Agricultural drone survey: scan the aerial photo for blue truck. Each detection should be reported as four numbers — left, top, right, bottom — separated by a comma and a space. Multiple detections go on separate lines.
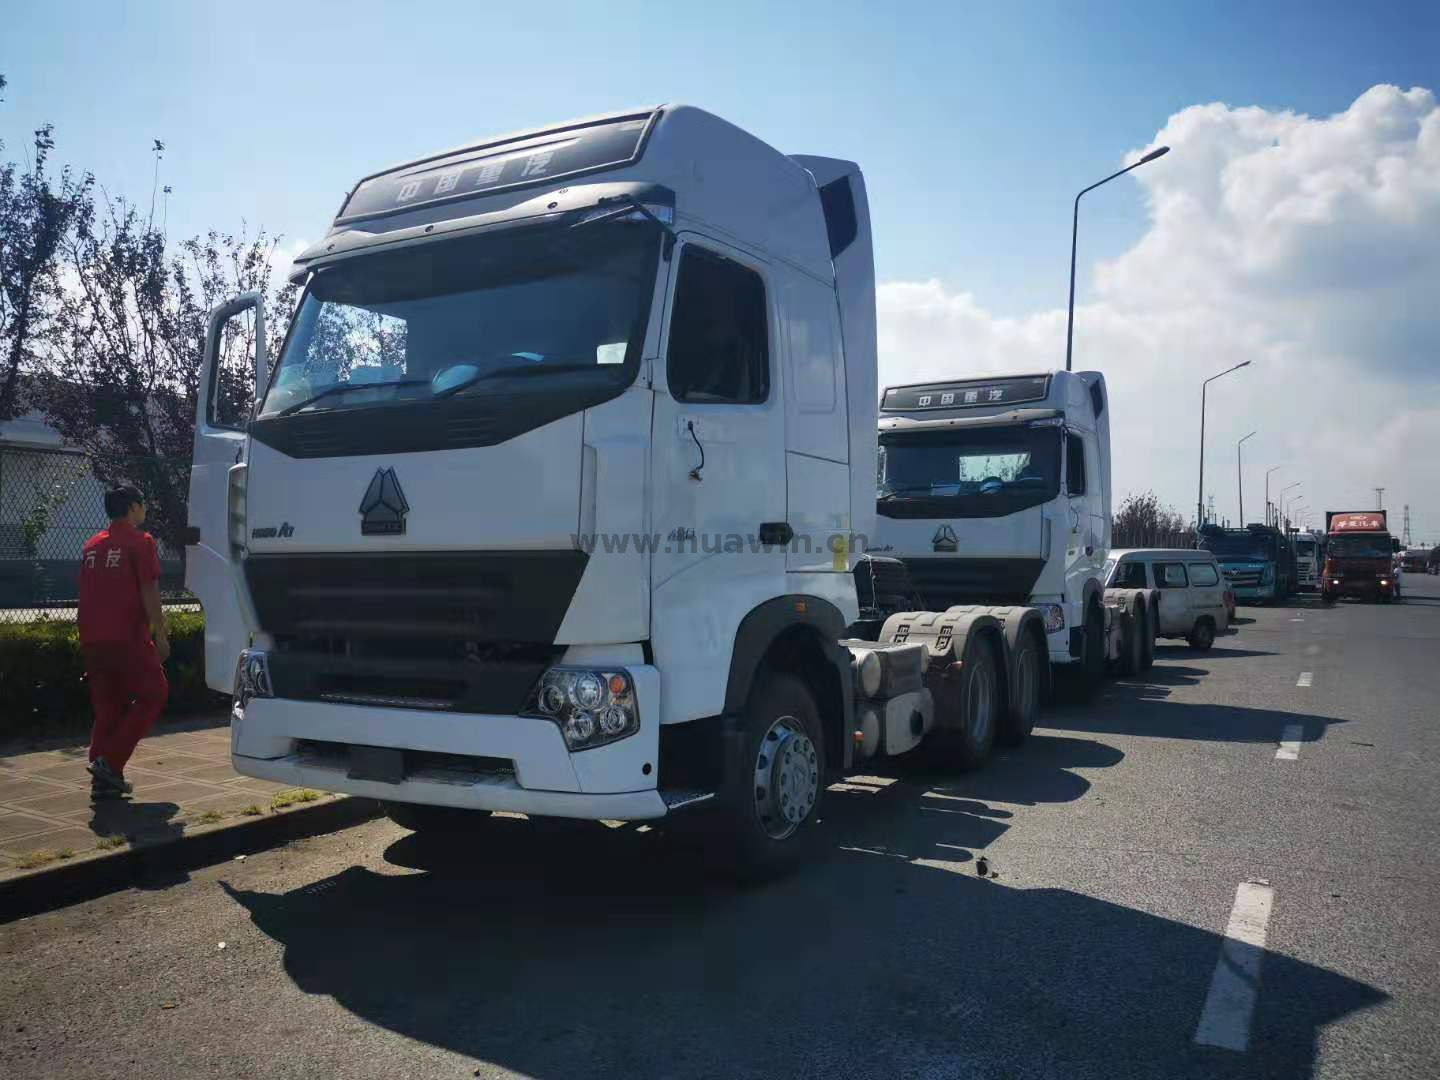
1197, 524, 1296, 603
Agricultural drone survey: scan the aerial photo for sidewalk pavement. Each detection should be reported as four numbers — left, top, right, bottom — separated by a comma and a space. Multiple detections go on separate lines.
0, 713, 334, 880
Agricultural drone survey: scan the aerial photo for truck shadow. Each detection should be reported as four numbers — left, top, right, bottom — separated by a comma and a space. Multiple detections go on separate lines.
1047, 689, 1346, 746
221, 804, 1384, 1080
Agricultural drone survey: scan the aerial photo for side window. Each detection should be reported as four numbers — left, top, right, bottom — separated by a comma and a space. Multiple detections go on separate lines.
1066, 433, 1087, 495
666, 247, 769, 404
1155, 562, 1189, 589
1117, 561, 1148, 589
1188, 562, 1220, 587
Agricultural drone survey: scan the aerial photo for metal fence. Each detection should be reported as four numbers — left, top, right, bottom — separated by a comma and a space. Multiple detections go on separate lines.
0, 445, 192, 623
1112, 525, 1198, 551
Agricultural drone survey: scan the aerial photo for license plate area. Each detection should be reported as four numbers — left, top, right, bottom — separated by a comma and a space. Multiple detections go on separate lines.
348, 745, 406, 784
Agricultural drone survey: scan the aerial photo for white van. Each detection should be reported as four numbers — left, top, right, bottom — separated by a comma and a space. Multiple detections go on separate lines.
1105, 549, 1229, 650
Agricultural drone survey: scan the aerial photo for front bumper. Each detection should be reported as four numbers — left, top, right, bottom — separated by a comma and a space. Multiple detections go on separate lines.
230, 665, 666, 820
1231, 583, 1275, 601
1325, 580, 1393, 598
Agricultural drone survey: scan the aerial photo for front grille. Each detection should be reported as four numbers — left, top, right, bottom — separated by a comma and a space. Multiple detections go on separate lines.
1224, 569, 1262, 587
245, 551, 587, 643
245, 551, 585, 714
902, 557, 1047, 608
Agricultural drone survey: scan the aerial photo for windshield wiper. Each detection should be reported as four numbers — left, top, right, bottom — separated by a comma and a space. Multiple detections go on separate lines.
275, 378, 427, 417
435, 362, 609, 399
878, 485, 946, 501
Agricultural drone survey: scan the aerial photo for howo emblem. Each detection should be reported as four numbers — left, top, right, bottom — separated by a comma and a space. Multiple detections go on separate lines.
359, 468, 410, 536
932, 524, 958, 553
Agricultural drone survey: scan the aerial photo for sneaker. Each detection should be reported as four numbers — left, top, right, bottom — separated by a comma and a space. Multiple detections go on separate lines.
87, 758, 133, 796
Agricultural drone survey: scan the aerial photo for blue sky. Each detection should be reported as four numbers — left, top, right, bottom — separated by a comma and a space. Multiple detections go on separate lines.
6, 0, 1436, 315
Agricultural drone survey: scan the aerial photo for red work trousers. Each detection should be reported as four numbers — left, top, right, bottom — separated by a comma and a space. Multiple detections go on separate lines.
84, 641, 169, 774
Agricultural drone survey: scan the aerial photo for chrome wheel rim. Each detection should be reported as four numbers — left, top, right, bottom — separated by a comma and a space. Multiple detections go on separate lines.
753, 716, 819, 841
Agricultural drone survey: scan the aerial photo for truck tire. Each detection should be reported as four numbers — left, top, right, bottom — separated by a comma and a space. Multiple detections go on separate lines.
1059, 602, 1105, 702
713, 672, 825, 878
1117, 610, 1144, 676
1138, 603, 1156, 671
384, 802, 481, 835
928, 638, 999, 769
1187, 617, 1216, 651
999, 628, 1042, 747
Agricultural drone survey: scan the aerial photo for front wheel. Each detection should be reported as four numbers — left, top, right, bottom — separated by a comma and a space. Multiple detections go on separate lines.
712, 673, 825, 879
1059, 603, 1105, 702
1321, 592, 1336, 606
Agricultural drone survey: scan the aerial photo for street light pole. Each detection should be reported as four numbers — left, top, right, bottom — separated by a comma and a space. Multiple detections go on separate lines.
1265, 466, 1285, 527
1197, 361, 1253, 528
1238, 431, 1257, 525
1066, 145, 1170, 372
1279, 481, 1302, 526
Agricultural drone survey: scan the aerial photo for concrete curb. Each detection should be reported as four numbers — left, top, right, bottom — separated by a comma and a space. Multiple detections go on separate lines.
0, 795, 382, 924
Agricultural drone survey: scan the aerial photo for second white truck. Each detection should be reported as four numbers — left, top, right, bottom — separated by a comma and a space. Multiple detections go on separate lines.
873, 370, 1156, 701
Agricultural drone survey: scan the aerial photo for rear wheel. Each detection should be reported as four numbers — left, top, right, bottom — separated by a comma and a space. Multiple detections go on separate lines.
711, 673, 825, 879
929, 638, 999, 769
1187, 617, 1216, 651
1117, 609, 1144, 676
1139, 603, 1156, 670
999, 629, 1042, 747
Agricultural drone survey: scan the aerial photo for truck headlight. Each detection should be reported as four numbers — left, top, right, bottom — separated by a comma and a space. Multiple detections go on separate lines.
233, 648, 273, 707
228, 464, 248, 554
526, 667, 638, 751
1037, 603, 1065, 633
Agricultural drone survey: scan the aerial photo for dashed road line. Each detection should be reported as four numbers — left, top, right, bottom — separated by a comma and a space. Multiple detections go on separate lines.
1296, 672, 1313, 687
1275, 724, 1303, 760
1193, 880, 1276, 1052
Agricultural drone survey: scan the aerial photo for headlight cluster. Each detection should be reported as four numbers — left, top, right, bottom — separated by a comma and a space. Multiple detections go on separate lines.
228, 464, 248, 554
526, 667, 638, 751
233, 648, 273, 708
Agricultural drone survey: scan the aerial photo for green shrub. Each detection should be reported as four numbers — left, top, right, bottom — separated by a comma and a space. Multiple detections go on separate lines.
0, 611, 228, 739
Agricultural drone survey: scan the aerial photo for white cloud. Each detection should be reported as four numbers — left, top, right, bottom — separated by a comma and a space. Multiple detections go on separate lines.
878, 85, 1440, 542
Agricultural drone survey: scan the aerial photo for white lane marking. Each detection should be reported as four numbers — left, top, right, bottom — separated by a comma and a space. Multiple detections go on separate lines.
1275, 724, 1303, 760
1193, 880, 1276, 1052
1289, 617, 1305, 622
1296, 672, 1313, 687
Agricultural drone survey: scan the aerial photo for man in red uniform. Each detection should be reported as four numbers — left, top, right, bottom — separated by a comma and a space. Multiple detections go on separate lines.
78, 485, 171, 798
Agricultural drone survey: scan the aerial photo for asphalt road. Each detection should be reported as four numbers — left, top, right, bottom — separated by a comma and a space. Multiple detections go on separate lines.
4, 576, 1439, 1079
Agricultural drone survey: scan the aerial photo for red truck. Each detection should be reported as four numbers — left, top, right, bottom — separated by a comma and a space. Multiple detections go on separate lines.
1321, 510, 1401, 603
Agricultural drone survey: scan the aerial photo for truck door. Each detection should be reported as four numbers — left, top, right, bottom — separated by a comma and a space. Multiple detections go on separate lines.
650, 237, 787, 593
185, 294, 265, 693
778, 267, 849, 572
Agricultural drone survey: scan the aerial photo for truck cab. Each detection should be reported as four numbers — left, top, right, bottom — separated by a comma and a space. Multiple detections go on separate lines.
186, 105, 910, 870
1322, 511, 1399, 603
1197, 523, 1292, 603
1293, 530, 1323, 592
872, 370, 1116, 679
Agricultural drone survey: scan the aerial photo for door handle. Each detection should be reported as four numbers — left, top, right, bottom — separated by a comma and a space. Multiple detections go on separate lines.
758, 522, 794, 546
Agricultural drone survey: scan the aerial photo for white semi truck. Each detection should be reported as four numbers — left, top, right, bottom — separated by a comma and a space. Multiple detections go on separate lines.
186, 105, 1144, 874
873, 371, 1156, 698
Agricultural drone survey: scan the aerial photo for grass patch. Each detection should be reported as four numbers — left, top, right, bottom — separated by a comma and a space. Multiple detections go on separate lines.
270, 788, 322, 810
16, 849, 57, 870
95, 835, 127, 850
192, 809, 225, 826
55, 847, 76, 860
240, 804, 264, 817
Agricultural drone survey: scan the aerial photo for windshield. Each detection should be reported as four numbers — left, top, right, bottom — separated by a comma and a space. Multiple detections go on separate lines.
259, 222, 659, 419
1295, 540, 1316, 557
1198, 533, 1273, 560
1327, 536, 1392, 559
877, 424, 1061, 519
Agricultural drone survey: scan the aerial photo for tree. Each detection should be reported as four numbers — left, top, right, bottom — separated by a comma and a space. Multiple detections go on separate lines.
1113, 491, 1195, 549
0, 75, 94, 422
41, 189, 296, 551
